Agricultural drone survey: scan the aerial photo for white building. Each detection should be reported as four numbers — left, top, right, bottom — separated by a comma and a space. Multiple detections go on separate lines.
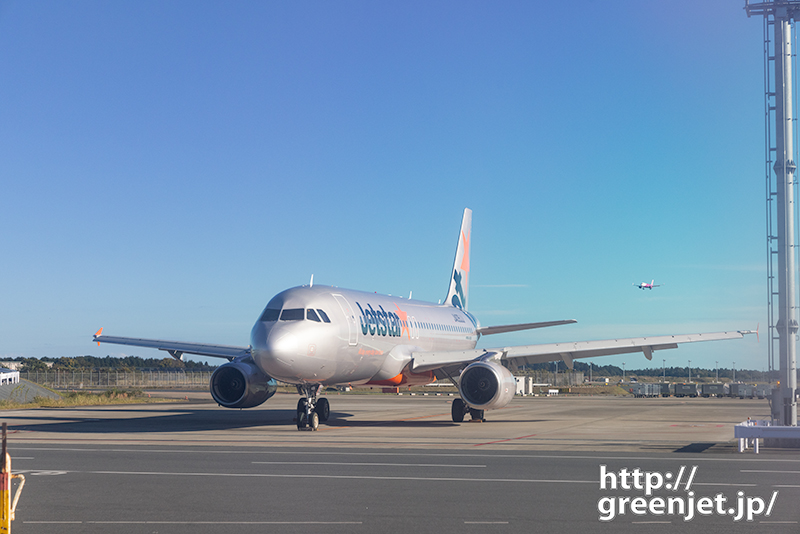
0, 368, 20, 385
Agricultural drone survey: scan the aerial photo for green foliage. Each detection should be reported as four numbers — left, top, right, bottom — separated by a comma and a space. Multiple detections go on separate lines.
10, 355, 217, 370
19, 358, 49, 372
522, 361, 780, 382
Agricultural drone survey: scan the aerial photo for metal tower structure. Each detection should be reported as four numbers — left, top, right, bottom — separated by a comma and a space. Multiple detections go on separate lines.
746, 0, 799, 426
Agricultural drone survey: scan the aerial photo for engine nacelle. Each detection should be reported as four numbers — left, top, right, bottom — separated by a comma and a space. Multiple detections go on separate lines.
458, 361, 515, 410
210, 360, 278, 409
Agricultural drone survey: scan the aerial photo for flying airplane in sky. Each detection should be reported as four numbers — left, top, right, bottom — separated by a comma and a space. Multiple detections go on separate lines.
634, 280, 661, 290
93, 209, 751, 430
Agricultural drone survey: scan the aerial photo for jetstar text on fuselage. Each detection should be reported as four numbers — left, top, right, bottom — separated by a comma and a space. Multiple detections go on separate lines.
356, 302, 405, 338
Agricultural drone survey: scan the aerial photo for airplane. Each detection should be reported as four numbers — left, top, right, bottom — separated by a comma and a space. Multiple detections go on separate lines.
93, 209, 752, 430
634, 280, 661, 290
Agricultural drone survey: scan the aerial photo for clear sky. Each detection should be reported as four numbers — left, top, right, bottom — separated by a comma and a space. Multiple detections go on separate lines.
0, 1, 772, 373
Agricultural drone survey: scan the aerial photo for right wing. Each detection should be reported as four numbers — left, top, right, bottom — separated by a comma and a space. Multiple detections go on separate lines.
93, 331, 250, 361
412, 330, 753, 373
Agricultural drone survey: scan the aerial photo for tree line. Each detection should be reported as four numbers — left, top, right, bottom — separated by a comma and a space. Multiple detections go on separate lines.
524, 361, 778, 382
7, 356, 218, 373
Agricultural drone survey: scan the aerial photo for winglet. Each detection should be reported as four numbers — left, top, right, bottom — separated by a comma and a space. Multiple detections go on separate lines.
94, 327, 103, 346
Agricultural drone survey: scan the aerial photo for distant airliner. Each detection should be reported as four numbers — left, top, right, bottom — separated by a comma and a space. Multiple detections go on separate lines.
94, 209, 750, 430
634, 280, 661, 290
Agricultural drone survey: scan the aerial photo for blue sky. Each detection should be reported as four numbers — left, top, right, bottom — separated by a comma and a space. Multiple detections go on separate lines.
0, 1, 771, 372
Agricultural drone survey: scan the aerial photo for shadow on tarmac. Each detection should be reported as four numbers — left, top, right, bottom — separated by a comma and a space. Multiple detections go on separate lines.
1, 407, 303, 434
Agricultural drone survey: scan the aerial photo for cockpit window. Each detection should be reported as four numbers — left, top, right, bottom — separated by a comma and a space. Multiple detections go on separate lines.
307, 309, 321, 322
317, 309, 331, 323
280, 308, 305, 321
260, 308, 280, 322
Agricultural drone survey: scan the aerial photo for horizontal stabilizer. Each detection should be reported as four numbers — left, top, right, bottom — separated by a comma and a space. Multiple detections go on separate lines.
93, 333, 250, 360
477, 319, 576, 336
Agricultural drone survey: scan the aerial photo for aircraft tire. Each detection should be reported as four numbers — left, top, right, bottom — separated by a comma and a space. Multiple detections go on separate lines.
451, 398, 466, 423
296, 409, 307, 430
315, 397, 330, 422
297, 398, 308, 412
469, 408, 484, 422
309, 411, 320, 431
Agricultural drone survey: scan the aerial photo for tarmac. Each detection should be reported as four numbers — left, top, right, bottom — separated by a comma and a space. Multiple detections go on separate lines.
0, 391, 775, 451
2, 392, 798, 533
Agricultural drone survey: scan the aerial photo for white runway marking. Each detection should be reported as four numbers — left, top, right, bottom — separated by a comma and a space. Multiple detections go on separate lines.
86, 469, 596, 484
742, 470, 800, 474
25, 521, 363, 525
252, 461, 485, 468
693, 482, 757, 487
14, 447, 800, 464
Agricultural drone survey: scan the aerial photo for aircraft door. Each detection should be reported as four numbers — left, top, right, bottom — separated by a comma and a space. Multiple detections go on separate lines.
332, 294, 358, 346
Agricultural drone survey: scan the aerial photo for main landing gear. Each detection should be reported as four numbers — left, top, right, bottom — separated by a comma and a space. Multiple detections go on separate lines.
296, 384, 330, 431
451, 398, 484, 423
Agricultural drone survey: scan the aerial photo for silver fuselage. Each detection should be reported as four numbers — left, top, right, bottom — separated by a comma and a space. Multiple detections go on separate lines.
250, 285, 479, 386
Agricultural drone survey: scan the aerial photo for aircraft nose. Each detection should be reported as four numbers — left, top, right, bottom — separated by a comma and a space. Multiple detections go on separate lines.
254, 326, 300, 380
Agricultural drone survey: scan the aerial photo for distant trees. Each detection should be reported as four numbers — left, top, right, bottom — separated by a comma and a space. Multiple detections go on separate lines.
19, 358, 50, 372
521, 361, 779, 382
9, 355, 217, 371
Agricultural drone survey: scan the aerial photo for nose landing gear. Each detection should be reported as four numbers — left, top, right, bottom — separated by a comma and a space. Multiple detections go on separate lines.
295, 384, 330, 431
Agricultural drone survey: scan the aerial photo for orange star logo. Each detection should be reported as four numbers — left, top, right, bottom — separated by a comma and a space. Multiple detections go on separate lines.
394, 303, 410, 339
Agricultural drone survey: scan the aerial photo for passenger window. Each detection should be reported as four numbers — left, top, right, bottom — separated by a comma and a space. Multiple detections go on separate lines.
280, 308, 305, 321
317, 309, 331, 323
260, 308, 280, 322
307, 309, 321, 322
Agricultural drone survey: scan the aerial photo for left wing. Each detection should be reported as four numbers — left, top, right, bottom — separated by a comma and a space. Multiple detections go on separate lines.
411, 330, 753, 373
93, 331, 250, 361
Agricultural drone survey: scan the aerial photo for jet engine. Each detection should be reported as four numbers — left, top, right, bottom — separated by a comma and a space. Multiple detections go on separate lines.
210, 359, 278, 409
457, 361, 515, 410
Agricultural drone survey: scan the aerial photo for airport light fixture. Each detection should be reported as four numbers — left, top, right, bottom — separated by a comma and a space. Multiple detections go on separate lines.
716, 361, 718, 382
663, 359, 666, 382
622, 362, 625, 381
688, 360, 691, 383
745, 0, 800, 426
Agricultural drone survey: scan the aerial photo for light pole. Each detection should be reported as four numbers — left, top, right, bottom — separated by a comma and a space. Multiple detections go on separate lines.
589, 361, 592, 383
622, 362, 626, 382
662, 359, 666, 382
688, 360, 691, 383
733, 362, 736, 383
716, 361, 718, 382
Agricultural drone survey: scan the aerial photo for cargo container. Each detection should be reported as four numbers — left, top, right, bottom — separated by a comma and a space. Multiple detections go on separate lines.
672, 383, 699, 397
626, 383, 661, 397
659, 383, 671, 397
754, 384, 771, 399
701, 383, 725, 397
729, 383, 754, 399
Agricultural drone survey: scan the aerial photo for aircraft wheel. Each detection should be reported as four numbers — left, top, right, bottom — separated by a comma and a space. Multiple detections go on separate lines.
315, 397, 330, 422
451, 398, 466, 423
309, 411, 320, 431
469, 408, 484, 422
297, 398, 308, 412
296, 409, 307, 430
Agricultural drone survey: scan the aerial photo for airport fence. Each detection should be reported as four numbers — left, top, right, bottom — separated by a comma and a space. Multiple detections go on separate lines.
20, 370, 213, 390
525, 370, 585, 387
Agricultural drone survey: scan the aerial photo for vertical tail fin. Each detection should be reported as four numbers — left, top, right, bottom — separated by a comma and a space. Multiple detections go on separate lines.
444, 208, 472, 310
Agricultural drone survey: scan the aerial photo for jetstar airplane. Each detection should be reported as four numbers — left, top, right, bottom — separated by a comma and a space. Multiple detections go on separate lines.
93, 209, 751, 430
635, 280, 661, 290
